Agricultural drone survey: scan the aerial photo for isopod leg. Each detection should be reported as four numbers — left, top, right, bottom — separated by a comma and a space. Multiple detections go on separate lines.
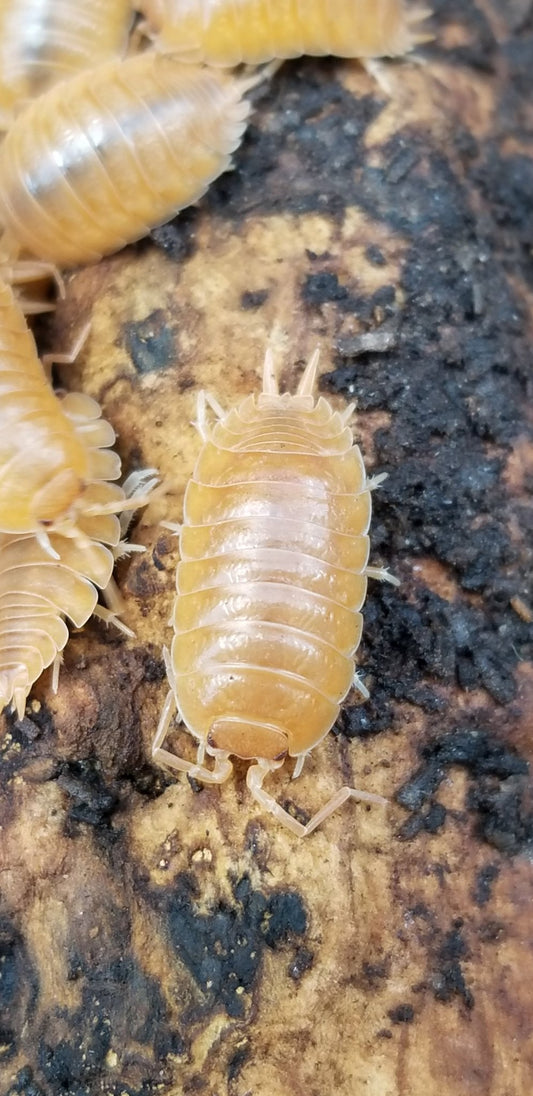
83, 487, 159, 520
188, 753, 233, 785
352, 672, 370, 700
93, 602, 135, 638
247, 761, 307, 836
152, 689, 176, 758
361, 58, 394, 96
162, 646, 177, 693
366, 472, 388, 490
117, 467, 160, 539
122, 468, 159, 498
292, 753, 307, 780
365, 566, 400, 587
160, 521, 182, 537
297, 784, 388, 837
41, 321, 91, 378
247, 760, 387, 837
152, 689, 233, 784
51, 652, 63, 693
0, 257, 65, 311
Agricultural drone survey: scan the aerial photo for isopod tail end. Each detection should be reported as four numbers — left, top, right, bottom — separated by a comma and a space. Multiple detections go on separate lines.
296, 348, 320, 397
14, 685, 28, 722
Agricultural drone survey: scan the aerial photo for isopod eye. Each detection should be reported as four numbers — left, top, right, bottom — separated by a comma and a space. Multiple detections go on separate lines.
208, 719, 288, 762
31, 468, 83, 524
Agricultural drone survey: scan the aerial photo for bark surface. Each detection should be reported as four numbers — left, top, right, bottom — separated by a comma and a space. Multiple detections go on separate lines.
1, 3, 532, 1094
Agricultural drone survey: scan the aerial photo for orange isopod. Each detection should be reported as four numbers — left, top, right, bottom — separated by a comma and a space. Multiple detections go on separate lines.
0, 0, 133, 125
0, 474, 151, 721
139, 0, 430, 65
153, 350, 399, 836
0, 53, 255, 267
0, 278, 128, 550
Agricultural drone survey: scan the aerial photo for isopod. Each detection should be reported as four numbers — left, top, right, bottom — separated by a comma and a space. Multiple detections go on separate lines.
0, 467, 152, 720
139, 0, 430, 66
0, 278, 124, 546
153, 349, 399, 836
0, 0, 133, 125
0, 53, 255, 267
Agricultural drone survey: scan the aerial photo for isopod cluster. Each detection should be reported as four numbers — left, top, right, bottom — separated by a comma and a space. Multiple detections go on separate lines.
0, 0, 427, 832
0, 274, 156, 717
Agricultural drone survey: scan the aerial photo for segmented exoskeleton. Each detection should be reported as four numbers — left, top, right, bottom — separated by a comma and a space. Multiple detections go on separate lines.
0, 53, 255, 266
0, 278, 130, 548
139, 0, 430, 65
153, 350, 399, 836
0, 0, 132, 126
0, 275, 156, 716
0, 468, 152, 720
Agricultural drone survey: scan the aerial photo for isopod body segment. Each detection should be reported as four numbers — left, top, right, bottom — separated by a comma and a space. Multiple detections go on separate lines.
0, 53, 254, 266
140, 0, 430, 66
0, 279, 122, 541
0, 523, 122, 721
0, 458, 156, 721
0, 0, 133, 124
153, 351, 399, 836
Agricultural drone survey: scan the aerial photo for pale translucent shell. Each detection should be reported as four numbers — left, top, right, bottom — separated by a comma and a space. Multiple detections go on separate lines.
0, 54, 253, 266
0, 0, 132, 121
0, 522, 118, 718
172, 394, 373, 759
0, 280, 121, 533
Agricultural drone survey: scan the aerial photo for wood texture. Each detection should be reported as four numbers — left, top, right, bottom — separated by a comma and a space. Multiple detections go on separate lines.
1, 2, 532, 1094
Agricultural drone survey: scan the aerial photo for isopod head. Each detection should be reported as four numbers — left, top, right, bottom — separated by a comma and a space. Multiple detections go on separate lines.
207, 718, 289, 760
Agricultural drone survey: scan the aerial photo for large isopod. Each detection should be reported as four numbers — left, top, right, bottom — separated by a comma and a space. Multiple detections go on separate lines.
153, 350, 399, 836
0, 0, 132, 124
139, 0, 430, 66
0, 53, 255, 267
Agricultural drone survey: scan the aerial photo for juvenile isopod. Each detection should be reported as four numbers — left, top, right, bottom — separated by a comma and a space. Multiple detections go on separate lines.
139, 0, 431, 66
0, 53, 255, 267
153, 350, 399, 836
0, 0, 133, 125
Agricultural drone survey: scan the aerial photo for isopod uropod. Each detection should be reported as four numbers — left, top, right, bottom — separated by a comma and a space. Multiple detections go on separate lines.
0, 0, 133, 125
139, 0, 430, 66
153, 350, 399, 836
0, 53, 255, 267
